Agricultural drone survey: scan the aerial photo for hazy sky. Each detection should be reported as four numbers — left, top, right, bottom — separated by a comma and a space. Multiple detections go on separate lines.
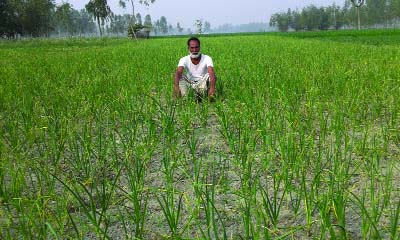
61, 0, 346, 28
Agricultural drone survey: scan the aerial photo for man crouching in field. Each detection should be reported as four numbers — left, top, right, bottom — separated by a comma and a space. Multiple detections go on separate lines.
174, 37, 217, 101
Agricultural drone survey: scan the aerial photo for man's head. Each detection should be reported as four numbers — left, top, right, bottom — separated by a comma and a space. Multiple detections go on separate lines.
187, 37, 201, 59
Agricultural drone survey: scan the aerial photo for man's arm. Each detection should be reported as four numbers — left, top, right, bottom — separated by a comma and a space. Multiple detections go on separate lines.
174, 66, 184, 97
207, 66, 216, 96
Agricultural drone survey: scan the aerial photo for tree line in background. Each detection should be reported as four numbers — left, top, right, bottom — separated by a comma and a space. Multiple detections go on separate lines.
270, 0, 400, 32
0, 0, 202, 39
5, 0, 399, 39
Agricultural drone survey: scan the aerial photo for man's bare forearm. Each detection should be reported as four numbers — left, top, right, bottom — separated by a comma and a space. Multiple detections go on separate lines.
209, 72, 216, 90
174, 71, 182, 96
208, 68, 216, 96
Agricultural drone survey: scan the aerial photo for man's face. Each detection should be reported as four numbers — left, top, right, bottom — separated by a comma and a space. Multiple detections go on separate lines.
188, 40, 200, 58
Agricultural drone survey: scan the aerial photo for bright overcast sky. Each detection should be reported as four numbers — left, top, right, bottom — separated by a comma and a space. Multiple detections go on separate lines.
60, 0, 346, 28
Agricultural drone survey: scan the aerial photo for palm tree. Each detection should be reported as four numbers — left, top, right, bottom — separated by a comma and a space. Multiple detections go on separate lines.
85, 0, 112, 36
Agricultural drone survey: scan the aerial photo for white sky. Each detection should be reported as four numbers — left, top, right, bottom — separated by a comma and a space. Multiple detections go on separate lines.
59, 0, 346, 28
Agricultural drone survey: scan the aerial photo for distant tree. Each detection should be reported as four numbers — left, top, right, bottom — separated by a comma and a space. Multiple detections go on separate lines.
21, 0, 55, 37
55, 2, 74, 36
126, 13, 150, 38
75, 9, 96, 36
195, 19, 202, 34
334, 5, 346, 29
144, 14, 152, 26
319, 7, 329, 30
135, 13, 142, 25
291, 10, 304, 31
0, 0, 9, 35
204, 21, 211, 33
303, 5, 322, 30
0, 0, 22, 39
176, 22, 183, 33
168, 24, 173, 34
85, 0, 112, 36
269, 0, 400, 31
159, 16, 168, 34
143, 14, 152, 34
326, 3, 344, 29
269, 13, 289, 32
342, 0, 354, 27
350, 0, 365, 29
153, 19, 160, 35
391, 0, 400, 26
270, 4, 361, 32
366, 0, 387, 26
109, 13, 131, 35
118, 0, 155, 39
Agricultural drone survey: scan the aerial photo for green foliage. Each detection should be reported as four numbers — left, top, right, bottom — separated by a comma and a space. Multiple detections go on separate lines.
152, 16, 168, 36
127, 23, 150, 38
0, 0, 22, 38
1, 0, 98, 38
117, 0, 156, 37
73, 9, 97, 36
21, 0, 55, 37
270, 13, 289, 32
54, 3, 74, 36
0, 0, 55, 37
144, 14, 152, 27
270, 0, 400, 32
85, 0, 112, 36
159, 16, 168, 34
108, 13, 130, 35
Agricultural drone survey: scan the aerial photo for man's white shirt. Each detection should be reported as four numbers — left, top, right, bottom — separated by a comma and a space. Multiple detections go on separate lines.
178, 54, 214, 82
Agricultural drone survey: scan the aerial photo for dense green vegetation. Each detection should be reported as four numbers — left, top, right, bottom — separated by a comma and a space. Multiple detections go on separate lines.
1, 30, 399, 239
270, 0, 400, 32
0, 0, 168, 39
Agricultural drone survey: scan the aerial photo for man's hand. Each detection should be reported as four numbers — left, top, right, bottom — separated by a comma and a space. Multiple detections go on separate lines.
208, 87, 216, 102
207, 66, 217, 101
208, 87, 215, 97
174, 89, 181, 99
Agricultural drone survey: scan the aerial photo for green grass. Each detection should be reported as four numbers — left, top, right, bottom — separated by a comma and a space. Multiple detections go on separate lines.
1, 30, 400, 239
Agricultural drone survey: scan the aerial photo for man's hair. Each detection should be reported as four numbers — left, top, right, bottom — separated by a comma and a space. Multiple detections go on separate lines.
187, 37, 200, 47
